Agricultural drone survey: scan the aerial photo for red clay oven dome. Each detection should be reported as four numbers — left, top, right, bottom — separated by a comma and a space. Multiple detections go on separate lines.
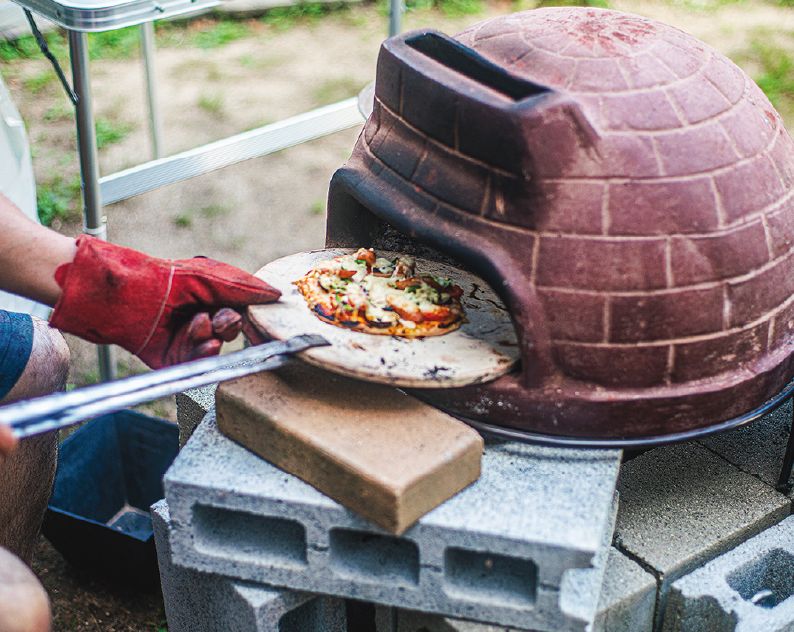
327, 7, 794, 438
450, 7, 794, 386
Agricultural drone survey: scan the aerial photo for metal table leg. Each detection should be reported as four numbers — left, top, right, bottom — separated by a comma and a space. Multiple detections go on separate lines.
68, 30, 116, 381
389, 0, 403, 37
140, 22, 163, 159
777, 399, 794, 492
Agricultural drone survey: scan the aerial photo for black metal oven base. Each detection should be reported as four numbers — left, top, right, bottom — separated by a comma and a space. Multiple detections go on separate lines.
440, 379, 794, 493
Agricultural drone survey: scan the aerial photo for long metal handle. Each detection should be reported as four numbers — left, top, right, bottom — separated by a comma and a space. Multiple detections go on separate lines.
2, 334, 328, 439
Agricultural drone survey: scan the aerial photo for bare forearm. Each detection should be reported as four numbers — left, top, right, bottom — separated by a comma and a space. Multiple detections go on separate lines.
0, 194, 76, 307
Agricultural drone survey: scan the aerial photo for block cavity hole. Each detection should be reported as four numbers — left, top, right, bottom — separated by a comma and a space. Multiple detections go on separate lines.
443, 547, 537, 607
727, 548, 794, 609
329, 529, 419, 587
192, 505, 307, 568
279, 598, 339, 632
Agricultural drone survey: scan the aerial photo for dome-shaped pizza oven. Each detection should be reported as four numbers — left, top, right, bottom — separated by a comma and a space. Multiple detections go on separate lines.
326, 7, 794, 439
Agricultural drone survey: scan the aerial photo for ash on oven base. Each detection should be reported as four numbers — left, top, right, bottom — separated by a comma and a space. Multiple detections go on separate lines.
152, 500, 347, 632
164, 412, 621, 631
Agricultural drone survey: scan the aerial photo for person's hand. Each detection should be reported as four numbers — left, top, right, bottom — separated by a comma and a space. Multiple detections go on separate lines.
50, 236, 280, 368
0, 424, 17, 461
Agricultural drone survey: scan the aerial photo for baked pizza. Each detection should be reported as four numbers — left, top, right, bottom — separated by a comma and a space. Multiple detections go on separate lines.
294, 248, 465, 337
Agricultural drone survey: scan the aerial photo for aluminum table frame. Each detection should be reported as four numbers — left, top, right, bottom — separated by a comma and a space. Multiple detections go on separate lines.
10, 0, 403, 381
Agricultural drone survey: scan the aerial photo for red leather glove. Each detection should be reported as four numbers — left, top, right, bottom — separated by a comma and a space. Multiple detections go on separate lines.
50, 236, 280, 368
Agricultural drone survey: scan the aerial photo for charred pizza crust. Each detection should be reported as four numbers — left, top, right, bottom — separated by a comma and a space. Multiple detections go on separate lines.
294, 248, 465, 337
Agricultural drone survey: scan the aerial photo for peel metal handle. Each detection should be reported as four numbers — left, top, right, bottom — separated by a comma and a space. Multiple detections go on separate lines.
1, 334, 329, 440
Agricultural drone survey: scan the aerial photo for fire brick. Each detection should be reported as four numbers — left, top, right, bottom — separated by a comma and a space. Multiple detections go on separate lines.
151, 500, 347, 632
164, 414, 621, 631
663, 516, 794, 632
215, 363, 483, 535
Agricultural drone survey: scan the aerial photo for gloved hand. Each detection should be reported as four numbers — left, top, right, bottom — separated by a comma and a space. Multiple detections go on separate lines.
50, 236, 280, 368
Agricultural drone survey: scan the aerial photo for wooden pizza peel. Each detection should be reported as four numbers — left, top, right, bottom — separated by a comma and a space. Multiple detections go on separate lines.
247, 248, 520, 388
216, 249, 520, 533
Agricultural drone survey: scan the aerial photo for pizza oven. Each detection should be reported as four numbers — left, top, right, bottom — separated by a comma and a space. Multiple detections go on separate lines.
325, 7, 794, 440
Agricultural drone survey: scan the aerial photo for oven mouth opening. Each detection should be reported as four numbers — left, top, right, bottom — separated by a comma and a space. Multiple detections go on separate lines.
405, 32, 550, 102
325, 186, 523, 380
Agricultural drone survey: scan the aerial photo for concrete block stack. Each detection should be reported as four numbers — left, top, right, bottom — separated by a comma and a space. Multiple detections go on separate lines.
151, 500, 347, 632
160, 388, 794, 631
373, 546, 657, 632
160, 401, 622, 631
613, 442, 790, 628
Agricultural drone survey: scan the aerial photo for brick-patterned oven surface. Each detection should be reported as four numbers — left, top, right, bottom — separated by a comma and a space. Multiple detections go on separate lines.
328, 7, 794, 436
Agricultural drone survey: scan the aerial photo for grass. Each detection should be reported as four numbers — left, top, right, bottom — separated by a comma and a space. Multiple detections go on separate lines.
309, 200, 325, 215
0, 25, 140, 63
95, 117, 132, 149
173, 213, 192, 228
751, 42, 794, 111
36, 176, 81, 227
261, 3, 341, 30
23, 69, 56, 94
533, 0, 609, 6
312, 76, 365, 106
198, 93, 224, 116
191, 19, 251, 49
200, 203, 229, 218
43, 101, 72, 122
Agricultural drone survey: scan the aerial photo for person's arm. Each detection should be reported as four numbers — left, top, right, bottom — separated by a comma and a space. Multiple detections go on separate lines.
0, 194, 280, 457
0, 194, 76, 307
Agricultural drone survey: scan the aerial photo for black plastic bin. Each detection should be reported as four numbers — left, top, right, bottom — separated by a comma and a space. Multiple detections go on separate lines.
42, 410, 179, 587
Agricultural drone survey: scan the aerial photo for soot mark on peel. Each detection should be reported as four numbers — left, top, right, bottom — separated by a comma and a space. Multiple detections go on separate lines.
424, 365, 452, 379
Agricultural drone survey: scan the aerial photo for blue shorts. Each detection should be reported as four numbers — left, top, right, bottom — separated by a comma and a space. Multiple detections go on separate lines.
0, 310, 33, 400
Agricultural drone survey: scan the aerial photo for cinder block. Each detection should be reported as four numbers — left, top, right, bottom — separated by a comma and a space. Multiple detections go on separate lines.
164, 413, 622, 631
614, 443, 790, 629
663, 515, 794, 632
151, 499, 346, 632
373, 546, 656, 632
699, 399, 793, 494
592, 547, 656, 632
175, 385, 216, 447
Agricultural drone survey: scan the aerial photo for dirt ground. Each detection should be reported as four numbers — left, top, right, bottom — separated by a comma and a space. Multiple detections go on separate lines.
1, 0, 793, 628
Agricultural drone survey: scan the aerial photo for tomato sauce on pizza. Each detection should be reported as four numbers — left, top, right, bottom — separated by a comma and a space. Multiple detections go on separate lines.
294, 248, 465, 337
